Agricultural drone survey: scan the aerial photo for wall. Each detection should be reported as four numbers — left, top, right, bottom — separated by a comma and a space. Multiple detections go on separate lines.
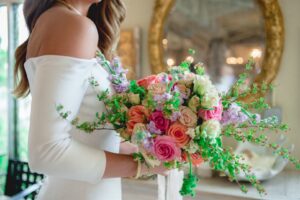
276, 0, 300, 166
122, 0, 300, 168
122, 0, 155, 77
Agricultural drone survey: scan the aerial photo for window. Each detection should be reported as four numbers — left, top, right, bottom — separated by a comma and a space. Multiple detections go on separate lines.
16, 3, 30, 161
0, 4, 8, 195
0, 0, 29, 194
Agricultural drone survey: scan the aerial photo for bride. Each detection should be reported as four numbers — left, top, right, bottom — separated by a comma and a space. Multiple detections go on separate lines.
12, 0, 169, 199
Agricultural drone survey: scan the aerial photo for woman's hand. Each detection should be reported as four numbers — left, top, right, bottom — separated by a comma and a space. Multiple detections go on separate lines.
141, 163, 170, 176
119, 142, 170, 176
119, 141, 139, 155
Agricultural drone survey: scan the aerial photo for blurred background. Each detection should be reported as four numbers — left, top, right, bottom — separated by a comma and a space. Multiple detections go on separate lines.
0, 0, 300, 199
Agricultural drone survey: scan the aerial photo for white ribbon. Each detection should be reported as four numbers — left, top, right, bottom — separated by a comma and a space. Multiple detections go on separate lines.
158, 169, 184, 200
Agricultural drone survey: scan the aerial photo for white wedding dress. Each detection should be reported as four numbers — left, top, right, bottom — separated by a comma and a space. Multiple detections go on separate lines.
24, 55, 122, 200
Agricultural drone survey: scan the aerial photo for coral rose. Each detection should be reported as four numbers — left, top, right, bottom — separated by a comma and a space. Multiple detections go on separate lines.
126, 105, 149, 134
137, 75, 159, 89
182, 152, 204, 166
167, 122, 190, 147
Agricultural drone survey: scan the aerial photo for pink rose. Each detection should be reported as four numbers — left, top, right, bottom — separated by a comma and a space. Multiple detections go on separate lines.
198, 101, 223, 121
153, 136, 181, 161
137, 75, 159, 89
149, 111, 171, 132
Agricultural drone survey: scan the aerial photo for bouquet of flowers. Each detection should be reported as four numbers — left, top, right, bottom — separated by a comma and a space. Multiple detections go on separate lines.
57, 50, 300, 197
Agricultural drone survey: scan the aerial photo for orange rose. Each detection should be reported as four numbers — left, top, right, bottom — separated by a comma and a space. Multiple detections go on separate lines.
182, 152, 204, 167
126, 105, 149, 134
179, 106, 197, 127
167, 122, 190, 147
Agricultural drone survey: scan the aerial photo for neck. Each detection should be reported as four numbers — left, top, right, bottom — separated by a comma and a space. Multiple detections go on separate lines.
64, 0, 92, 16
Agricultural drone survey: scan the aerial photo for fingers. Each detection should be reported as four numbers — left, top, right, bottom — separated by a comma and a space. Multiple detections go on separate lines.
158, 170, 170, 176
119, 142, 139, 155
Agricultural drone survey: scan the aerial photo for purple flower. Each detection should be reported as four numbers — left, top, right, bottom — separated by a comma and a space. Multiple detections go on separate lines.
161, 73, 170, 83
112, 82, 129, 93
111, 57, 127, 73
147, 121, 162, 135
153, 94, 173, 111
143, 137, 154, 153
221, 103, 249, 125
170, 111, 181, 122
106, 57, 130, 93
154, 93, 172, 102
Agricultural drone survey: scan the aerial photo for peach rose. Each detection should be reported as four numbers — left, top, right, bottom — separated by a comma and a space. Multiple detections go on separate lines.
178, 73, 196, 87
147, 83, 167, 95
128, 93, 140, 105
175, 84, 190, 99
126, 105, 149, 134
167, 122, 190, 147
179, 106, 197, 127
188, 95, 201, 113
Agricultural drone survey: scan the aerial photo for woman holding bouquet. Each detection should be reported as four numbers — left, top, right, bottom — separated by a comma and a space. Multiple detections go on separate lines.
13, 0, 168, 199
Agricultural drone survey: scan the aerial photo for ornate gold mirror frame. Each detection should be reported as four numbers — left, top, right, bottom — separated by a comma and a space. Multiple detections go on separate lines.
148, 0, 284, 99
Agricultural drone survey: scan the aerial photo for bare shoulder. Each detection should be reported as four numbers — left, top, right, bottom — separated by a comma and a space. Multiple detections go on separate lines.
35, 8, 99, 59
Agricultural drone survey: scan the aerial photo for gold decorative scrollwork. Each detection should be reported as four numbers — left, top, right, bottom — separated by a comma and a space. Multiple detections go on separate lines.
148, 0, 284, 100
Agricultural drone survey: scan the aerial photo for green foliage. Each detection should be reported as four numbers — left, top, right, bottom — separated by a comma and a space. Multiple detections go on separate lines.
180, 173, 198, 197
129, 80, 146, 99
180, 153, 198, 197
194, 64, 205, 75
162, 92, 181, 116
56, 104, 71, 119
195, 132, 266, 195
88, 76, 100, 87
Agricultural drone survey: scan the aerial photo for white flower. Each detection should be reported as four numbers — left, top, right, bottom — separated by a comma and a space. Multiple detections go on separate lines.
141, 151, 161, 168
183, 140, 198, 154
201, 119, 221, 139
193, 75, 213, 96
186, 128, 196, 138
201, 87, 220, 108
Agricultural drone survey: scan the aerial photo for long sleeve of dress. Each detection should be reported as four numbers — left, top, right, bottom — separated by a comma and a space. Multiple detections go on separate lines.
26, 57, 106, 184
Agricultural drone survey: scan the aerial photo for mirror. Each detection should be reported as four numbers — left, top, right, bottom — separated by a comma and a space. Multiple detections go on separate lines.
149, 0, 284, 98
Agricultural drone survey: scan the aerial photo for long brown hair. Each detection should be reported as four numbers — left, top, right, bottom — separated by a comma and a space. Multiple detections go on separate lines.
13, 0, 126, 98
